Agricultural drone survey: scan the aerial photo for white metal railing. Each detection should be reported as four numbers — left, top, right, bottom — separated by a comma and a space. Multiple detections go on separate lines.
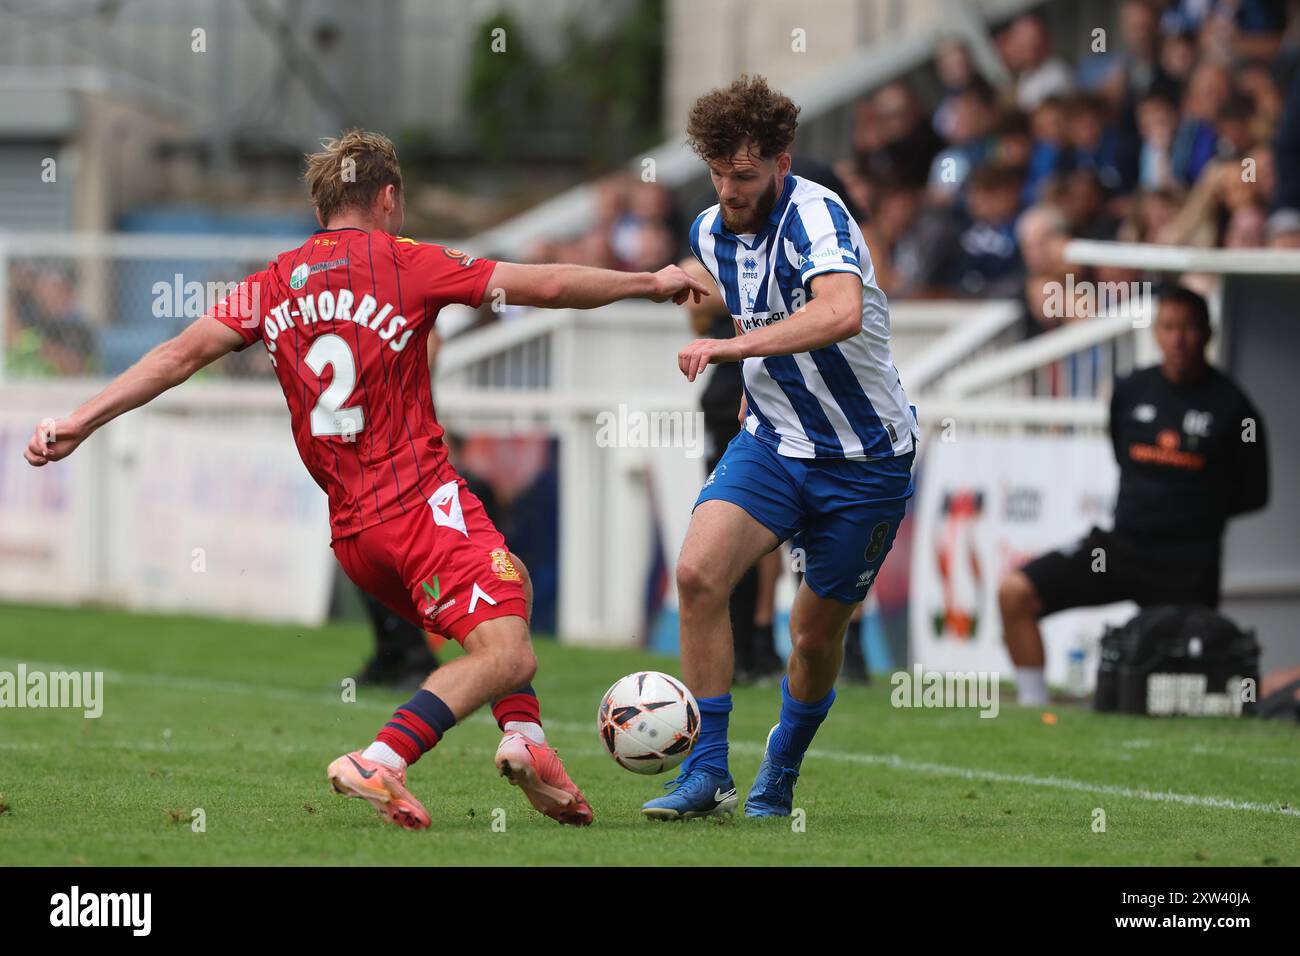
936, 313, 1138, 399
903, 299, 1023, 394
905, 301, 1159, 440
917, 397, 1107, 428
1066, 240, 1300, 275
436, 299, 1028, 401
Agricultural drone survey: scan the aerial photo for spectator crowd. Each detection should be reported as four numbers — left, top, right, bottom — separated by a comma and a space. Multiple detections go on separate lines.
536, 0, 1300, 348
838, 0, 1300, 342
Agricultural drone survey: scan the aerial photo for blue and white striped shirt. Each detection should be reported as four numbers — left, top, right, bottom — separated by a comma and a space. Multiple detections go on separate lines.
689, 175, 919, 460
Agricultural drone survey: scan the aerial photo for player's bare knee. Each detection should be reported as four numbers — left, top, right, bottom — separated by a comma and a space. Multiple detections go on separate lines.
790, 626, 837, 661
488, 630, 535, 690
506, 643, 538, 689
466, 617, 534, 685
998, 572, 1041, 620
675, 554, 727, 607
500, 624, 535, 677
996, 574, 1021, 615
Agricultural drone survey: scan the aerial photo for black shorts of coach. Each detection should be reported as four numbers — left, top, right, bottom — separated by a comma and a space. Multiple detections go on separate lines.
1020, 526, 1222, 616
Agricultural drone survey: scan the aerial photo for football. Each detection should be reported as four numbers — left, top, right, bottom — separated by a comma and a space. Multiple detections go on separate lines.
597, 671, 699, 774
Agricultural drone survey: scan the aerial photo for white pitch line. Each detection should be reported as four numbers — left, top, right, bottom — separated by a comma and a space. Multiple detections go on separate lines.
797, 748, 1300, 818
4, 660, 1296, 819
539, 719, 1300, 820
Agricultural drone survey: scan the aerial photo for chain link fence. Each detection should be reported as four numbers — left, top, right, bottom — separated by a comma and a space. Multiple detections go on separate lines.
0, 232, 307, 382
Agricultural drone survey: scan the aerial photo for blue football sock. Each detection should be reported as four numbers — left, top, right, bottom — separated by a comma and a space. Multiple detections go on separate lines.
769, 676, 835, 770
682, 693, 732, 779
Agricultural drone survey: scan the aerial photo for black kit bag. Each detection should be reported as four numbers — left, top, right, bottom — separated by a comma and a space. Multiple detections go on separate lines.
1094, 605, 1260, 716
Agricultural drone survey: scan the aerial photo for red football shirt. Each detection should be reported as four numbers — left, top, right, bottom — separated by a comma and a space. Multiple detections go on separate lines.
208, 227, 496, 539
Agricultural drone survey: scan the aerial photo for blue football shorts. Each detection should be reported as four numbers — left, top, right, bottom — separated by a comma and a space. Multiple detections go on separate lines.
694, 428, 914, 604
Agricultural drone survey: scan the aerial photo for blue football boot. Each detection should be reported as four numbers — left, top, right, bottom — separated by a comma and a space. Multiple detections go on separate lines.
641, 766, 738, 821
744, 725, 800, 817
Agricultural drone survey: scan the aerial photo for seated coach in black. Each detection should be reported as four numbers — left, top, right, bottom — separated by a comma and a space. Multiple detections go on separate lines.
999, 286, 1269, 705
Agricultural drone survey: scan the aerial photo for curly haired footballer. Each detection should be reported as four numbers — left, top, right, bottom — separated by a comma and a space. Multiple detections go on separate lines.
643, 74, 922, 822
685, 74, 801, 162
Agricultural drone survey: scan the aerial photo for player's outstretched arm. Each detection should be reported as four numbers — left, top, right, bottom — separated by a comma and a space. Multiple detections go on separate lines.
484, 261, 709, 311
677, 271, 862, 382
23, 315, 245, 467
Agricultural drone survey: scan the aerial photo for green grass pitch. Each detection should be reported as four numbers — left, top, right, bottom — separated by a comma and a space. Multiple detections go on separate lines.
0, 603, 1296, 866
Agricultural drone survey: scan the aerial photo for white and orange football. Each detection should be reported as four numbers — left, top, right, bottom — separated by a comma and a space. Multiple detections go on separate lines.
597, 671, 699, 775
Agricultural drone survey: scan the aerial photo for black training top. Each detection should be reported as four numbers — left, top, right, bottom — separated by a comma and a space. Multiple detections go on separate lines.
1109, 364, 1269, 543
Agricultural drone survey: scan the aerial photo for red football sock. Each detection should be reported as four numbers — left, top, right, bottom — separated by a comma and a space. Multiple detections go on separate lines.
375, 688, 456, 766
492, 684, 542, 730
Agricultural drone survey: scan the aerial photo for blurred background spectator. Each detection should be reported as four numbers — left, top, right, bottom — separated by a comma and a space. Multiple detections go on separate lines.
6, 266, 96, 376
